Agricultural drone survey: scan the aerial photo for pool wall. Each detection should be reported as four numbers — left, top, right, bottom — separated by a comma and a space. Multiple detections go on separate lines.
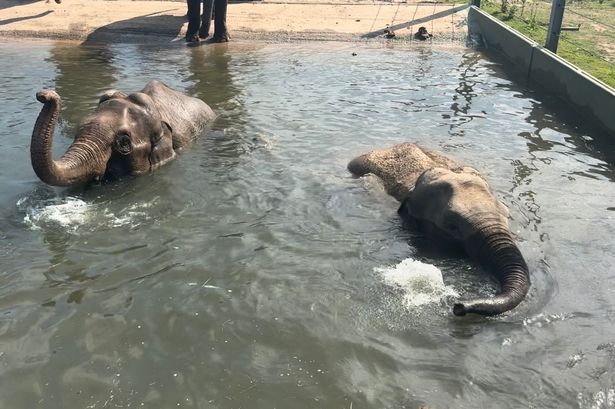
467, 6, 615, 136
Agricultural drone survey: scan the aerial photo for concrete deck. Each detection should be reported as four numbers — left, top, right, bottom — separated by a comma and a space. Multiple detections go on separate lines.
0, 0, 469, 43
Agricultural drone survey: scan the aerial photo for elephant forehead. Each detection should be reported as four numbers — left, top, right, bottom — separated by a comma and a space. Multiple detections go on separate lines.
99, 98, 148, 116
421, 167, 488, 188
417, 168, 496, 206
96, 101, 154, 128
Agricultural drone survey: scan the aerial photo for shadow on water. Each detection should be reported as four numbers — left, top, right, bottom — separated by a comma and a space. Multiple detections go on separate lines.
185, 44, 264, 170
187, 44, 240, 116
520, 97, 615, 182
477, 47, 615, 168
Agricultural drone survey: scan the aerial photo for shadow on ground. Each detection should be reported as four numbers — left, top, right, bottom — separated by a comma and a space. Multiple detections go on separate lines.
1, 0, 41, 11
0, 10, 53, 26
85, 10, 186, 44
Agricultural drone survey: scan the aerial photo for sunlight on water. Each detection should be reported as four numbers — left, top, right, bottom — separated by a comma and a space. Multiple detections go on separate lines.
578, 387, 615, 409
375, 258, 459, 309
522, 312, 573, 328
1, 39, 615, 409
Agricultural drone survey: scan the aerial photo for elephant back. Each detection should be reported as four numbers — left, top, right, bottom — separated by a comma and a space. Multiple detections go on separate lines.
142, 80, 216, 148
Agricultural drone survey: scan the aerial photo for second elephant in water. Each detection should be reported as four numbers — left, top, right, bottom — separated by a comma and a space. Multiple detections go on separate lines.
31, 80, 216, 187
348, 143, 530, 316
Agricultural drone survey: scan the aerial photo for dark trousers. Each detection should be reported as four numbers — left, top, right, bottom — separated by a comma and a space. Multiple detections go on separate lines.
186, 0, 228, 39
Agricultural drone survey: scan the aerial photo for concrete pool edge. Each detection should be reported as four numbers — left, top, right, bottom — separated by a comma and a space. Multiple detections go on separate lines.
468, 6, 615, 136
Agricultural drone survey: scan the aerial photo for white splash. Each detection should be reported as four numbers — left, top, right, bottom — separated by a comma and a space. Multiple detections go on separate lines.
375, 258, 459, 308
523, 312, 571, 328
20, 196, 92, 231
577, 387, 615, 409
18, 196, 156, 232
105, 201, 154, 228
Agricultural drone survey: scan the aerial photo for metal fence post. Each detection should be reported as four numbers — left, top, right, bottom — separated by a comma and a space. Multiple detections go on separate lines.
545, 0, 566, 53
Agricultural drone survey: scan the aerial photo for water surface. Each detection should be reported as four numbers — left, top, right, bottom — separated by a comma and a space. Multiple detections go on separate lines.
1, 38, 615, 409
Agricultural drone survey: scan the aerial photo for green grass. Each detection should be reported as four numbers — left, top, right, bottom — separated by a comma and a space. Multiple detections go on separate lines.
482, 0, 615, 88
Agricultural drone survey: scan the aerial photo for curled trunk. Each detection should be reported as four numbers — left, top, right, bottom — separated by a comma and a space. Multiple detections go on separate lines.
31, 90, 110, 187
453, 228, 530, 316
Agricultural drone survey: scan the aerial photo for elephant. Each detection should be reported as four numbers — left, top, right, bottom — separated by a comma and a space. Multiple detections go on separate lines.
30, 80, 215, 187
348, 143, 530, 316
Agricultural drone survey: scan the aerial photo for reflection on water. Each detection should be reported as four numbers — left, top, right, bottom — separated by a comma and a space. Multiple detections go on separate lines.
0, 39, 615, 409
47, 43, 117, 134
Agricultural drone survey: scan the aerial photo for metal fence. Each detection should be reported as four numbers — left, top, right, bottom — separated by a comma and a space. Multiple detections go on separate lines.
482, 0, 615, 87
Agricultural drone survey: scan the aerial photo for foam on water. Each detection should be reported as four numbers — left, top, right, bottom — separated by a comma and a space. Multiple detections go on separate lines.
578, 387, 615, 409
375, 258, 459, 309
19, 196, 92, 232
17, 196, 155, 232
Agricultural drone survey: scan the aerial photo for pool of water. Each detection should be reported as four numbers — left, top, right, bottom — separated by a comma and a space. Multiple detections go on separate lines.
1, 38, 615, 409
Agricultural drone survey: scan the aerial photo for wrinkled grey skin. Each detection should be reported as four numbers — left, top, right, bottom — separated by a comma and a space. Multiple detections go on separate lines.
31, 80, 215, 186
348, 143, 530, 316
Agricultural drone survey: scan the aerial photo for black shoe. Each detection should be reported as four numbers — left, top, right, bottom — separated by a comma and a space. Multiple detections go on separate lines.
207, 33, 230, 43
185, 34, 200, 45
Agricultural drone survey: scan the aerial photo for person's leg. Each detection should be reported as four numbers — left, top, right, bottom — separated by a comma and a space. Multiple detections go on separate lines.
211, 0, 229, 41
199, 0, 214, 38
186, 0, 201, 41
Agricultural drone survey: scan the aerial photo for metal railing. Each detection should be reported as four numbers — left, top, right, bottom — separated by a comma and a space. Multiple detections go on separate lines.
479, 0, 615, 87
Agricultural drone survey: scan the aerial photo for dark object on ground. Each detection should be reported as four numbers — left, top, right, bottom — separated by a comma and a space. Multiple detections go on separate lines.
561, 24, 581, 31
186, 34, 200, 44
384, 27, 395, 39
414, 26, 433, 41
205, 33, 230, 42
186, 0, 230, 43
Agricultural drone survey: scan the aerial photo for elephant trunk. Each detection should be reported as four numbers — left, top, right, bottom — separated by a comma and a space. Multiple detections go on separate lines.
453, 227, 530, 316
31, 90, 110, 186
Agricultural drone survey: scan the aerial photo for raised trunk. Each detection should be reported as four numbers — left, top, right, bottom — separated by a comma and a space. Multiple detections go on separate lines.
31, 90, 109, 186
453, 228, 530, 316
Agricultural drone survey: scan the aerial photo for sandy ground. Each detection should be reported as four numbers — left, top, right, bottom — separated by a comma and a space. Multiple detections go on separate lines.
0, 0, 469, 43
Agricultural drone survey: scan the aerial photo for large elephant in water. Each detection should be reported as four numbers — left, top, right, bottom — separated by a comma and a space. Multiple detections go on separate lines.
348, 143, 530, 316
31, 80, 215, 186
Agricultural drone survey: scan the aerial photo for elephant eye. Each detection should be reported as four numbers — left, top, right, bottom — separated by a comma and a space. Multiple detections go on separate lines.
113, 133, 133, 155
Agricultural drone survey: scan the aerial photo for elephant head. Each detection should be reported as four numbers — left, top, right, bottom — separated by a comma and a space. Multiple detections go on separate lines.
348, 143, 530, 316
30, 80, 213, 187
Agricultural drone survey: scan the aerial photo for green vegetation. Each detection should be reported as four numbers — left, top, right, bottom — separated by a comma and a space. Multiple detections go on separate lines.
482, 0, 615, 88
